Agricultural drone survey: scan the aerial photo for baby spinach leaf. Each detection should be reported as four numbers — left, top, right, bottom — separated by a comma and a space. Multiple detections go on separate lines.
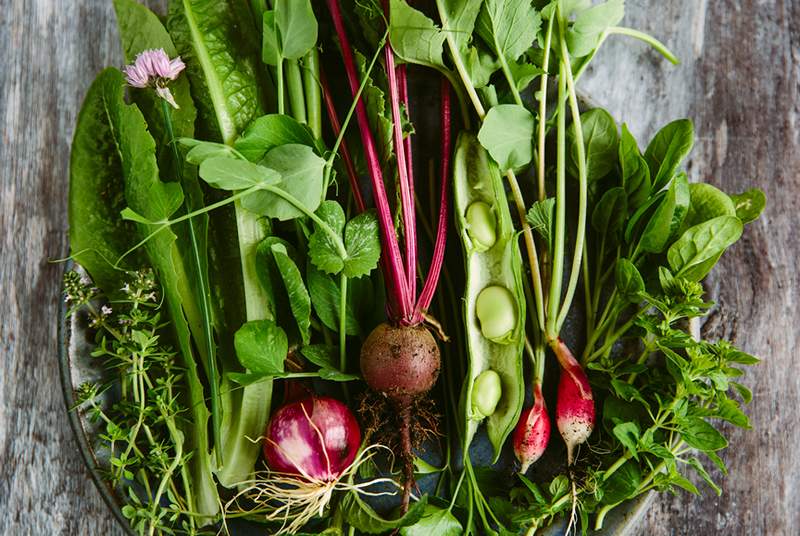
592, 187, 627, 236
233, 320, 287, 374
168, 0, 265, 144
69, 68, 143, 293
309, 201, 347, 275
389, 0, 447, 70
307, 263, 360, 336
639, 173, 690, 253
566, 0, 624, 57
644, 119, 694, 192
250, 144, 325, 220
343, 493, 428, 534
476, 0, 542, 63
619, 123, 651, 210
478, 104, 535, 170
234, 114, 318, 163
568, 108, 619, 182
667, 215, 743, 281
262, 0, 318, 65
615, 258, 644, 303
271, 243, 311, 345
342, 210, 382, 278
681, 183, 736, 232
730, 188, 766, 224
400, 505, 463, 536
199, 156, 280, 190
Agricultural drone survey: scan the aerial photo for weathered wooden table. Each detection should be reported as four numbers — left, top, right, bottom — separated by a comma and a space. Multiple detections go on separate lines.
1, 1, 797, 534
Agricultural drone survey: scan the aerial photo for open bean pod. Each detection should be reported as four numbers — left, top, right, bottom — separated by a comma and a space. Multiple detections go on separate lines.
454, 133, 526, 461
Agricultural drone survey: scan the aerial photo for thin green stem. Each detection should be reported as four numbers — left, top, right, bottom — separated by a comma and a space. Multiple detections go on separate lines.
339, 272, 348, 374
496, 44, 523, 107
303, 47, 322, 138
276, 57, 285, 115
608, 27, 680, 65
546, 59, 567, 339
555, 43, 589, 333
286, 59, 307, 123
537, 16, 554, 202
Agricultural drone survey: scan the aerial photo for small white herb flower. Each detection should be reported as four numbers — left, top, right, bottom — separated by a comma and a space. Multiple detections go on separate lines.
122, 49, 186, 109
101, 305, 113, 316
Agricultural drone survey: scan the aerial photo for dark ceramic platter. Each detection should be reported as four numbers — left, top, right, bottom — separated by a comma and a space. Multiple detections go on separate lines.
58, 267, 653, 536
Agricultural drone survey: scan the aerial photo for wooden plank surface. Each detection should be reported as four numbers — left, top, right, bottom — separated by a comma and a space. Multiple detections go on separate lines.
0, 1, 796, 534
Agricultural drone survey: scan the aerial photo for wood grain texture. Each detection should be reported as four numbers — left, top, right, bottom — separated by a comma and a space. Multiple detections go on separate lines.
0, 1, 796, 535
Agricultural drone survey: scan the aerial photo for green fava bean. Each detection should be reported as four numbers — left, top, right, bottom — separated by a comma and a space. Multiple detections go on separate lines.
466, 201, 497, 251
476, 285, 518, 343
471, 369, 503, 419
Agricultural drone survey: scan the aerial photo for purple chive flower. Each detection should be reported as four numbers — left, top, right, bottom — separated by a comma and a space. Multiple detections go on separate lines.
122, 49, 186, 109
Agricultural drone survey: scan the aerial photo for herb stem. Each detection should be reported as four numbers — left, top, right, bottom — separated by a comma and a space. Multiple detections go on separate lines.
339, 272, 348, 374
276, 57, 285, 115
607, 27, 680, 65
537, 15, 554, 202
303, 48, 323, 138
285, 59, 307, 123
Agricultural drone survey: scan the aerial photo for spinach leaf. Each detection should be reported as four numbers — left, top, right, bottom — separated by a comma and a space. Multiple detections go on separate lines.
568, 108, 619, 182
681, 183, 736, 232
639, 173, 690, 253
478, 104, 535, 170
262, 0, 317, 65
592, 187, 627, 237
168, 0, 265, 144
667, 215, 743, 281
271, 243, 312, 345
69, 68, 143, 293
615, 259, 644, 303
730, 188, 766, 224
476, 0, 542, 63
233, 320, 288, 375
619, 124, 651, 210
234, 114, 318, 163
389, 0, 447, 70
644, 119, 694, 192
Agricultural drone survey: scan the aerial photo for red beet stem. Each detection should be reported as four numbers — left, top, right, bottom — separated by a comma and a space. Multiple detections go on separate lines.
325, 0, 411, 318
319, 67, 366, 212
415, 79, 451, 318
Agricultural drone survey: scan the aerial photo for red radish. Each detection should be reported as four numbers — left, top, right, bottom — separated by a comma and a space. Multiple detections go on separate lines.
551, 338, 595, 464
324, 0, 453, 513
263, 396, 361, 481
513, 383, 552, 473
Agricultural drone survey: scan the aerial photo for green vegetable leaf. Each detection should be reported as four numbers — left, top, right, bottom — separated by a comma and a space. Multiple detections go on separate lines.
300, 345, 337, 369
639, 172, 690, 253
478, 104, 535, 170
234, 114, 318, 163
602, 460, 641, 505
262, 0, 318, 65
343, 493, 428, 534
612, 422, 640, 459
592, 187, 627, 236
307, 262, 360, 336
566, 0, 624, 57
681, 183, 736, 232
527, 198, 556, 251
343, 210, 382, 278
233, 320, 288, 375
436, 0, 482, 50
400, 505, 462, 536
644, 119, 694, 192
507, 59, 544, 92
182, 140, 241, 165
309, 201, 347, 275
615, 258, 644, 303
167, 0, 265, 144
667, 215, 743, 281
271, 244, 311, 345
476, 0, 541, 63
619, 124, 651, 210
730, 188, 766, 224
247, 143, 325, 220
199, 156, 281, 190
569, 108, 619, 182
463, 45, 499, 88
687, 457, 722, 495
679, 416, 728, 451
69, 68, 144, 293
390, 0, 447, 70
